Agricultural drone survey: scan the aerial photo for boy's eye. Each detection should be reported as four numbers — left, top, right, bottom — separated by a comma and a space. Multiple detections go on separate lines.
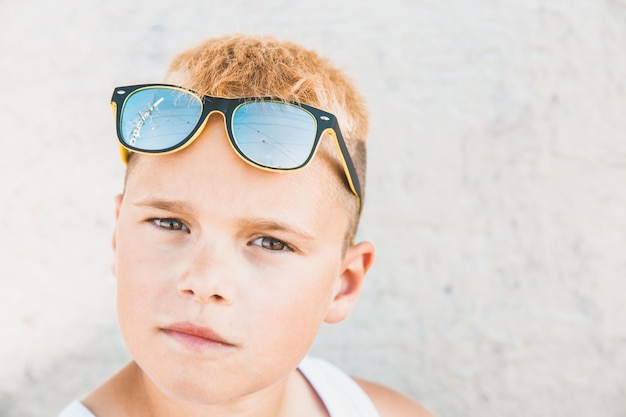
249, 236, 292, 252
150, 218, 190, 233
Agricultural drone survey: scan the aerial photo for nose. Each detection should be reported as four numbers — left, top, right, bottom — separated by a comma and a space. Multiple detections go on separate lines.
176, 243, 237, 305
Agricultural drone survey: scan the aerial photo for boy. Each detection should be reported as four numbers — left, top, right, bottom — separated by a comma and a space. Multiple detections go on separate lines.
59, 35, 432, 417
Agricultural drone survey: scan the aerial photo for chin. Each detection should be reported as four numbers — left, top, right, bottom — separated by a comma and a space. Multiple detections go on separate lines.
147, 368, 266, 407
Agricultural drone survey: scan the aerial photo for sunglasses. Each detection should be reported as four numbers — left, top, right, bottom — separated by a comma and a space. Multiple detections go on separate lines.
110, 83, 362, 209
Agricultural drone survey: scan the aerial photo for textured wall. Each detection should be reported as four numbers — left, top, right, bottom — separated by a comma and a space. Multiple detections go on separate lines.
1, 1, 625, 416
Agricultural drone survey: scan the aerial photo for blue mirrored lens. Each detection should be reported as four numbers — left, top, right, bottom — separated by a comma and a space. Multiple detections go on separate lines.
232, 102, 317, 169
120, 88, 202, 150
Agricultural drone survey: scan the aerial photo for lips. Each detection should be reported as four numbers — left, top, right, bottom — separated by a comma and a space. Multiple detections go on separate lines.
161, 322, 235, 351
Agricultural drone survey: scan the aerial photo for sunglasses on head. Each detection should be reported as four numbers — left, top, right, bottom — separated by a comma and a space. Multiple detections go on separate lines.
110, 84, 362, 209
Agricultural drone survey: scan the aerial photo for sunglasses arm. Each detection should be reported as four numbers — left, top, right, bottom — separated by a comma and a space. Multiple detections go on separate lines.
324, 128, 362, 212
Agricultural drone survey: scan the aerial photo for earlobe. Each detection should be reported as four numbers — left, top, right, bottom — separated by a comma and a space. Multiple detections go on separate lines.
324, 241, 375, 324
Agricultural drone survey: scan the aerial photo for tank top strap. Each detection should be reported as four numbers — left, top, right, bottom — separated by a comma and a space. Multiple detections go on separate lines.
58, 400, 96, 417
298, 356, 381, 417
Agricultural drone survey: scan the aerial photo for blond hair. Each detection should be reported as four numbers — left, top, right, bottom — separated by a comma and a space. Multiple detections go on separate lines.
165, 35, 369, 238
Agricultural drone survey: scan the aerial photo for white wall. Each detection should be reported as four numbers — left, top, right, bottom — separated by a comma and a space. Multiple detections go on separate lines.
1, 1, 625, 416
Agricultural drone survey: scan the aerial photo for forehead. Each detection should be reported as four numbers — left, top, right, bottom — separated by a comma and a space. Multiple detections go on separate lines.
124, 116, 349, 240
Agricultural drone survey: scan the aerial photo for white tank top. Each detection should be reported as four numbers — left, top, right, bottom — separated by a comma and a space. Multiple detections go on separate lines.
58, 357, 381, 417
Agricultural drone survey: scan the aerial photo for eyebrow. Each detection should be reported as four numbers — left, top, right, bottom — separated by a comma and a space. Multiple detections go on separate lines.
134, 198, 196, 215
239, 218, 316, 241
133, 198, 315, 241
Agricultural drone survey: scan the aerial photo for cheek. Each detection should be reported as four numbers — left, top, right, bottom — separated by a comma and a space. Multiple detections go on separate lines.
114, 225, 172, 338
115, 246, 151, 338
247, 261, 339, 356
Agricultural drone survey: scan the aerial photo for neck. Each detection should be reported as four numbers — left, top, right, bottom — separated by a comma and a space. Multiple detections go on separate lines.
86, 361, 327, 417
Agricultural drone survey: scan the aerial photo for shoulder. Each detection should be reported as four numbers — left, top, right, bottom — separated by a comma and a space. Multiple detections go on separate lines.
354, 378, 435, 417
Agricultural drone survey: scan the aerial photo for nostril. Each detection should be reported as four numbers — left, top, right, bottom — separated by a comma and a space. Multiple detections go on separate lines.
175, 260, 233, 304
178, 286, 227, 303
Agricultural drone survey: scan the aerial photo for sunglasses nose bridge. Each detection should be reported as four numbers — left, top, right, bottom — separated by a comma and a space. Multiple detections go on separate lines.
177, 109, 230, 151
204, 108, 232, 140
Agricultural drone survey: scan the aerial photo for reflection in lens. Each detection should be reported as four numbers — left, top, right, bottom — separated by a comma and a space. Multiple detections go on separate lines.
120, 88, 202, 150
232, 102, 317, 169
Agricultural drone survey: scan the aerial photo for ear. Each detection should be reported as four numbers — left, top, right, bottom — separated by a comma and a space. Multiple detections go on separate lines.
114, 194, 123, 220
111, 194, 123, 276
324, 241, 375, 324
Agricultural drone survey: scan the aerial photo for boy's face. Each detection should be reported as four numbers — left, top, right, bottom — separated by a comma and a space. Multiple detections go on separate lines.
112, 115, 373, 404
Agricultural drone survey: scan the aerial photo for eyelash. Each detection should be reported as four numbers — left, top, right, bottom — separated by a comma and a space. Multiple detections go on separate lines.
149, 218, 190, 233
249, 236, 294, 252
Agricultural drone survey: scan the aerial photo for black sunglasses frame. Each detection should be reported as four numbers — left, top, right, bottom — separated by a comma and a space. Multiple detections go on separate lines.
111, 83, 362, 209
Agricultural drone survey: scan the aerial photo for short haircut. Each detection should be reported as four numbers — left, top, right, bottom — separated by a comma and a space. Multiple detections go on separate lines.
147, 35, 369, 240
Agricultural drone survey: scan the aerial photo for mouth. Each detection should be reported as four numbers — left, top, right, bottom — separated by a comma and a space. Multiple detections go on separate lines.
161, 322, 236, 352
